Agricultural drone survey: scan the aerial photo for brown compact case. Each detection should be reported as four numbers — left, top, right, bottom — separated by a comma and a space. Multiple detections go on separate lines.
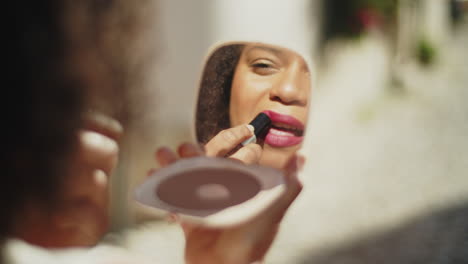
134, 156, 285, 227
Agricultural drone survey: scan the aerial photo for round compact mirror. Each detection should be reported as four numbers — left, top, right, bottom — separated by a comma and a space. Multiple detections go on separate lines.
135, 157, 284, 227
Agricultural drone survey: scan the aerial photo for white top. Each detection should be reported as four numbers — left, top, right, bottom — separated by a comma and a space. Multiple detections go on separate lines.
2, 239, 153, 264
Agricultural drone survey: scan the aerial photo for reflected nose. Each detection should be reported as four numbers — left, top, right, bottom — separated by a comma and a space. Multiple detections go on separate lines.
269, 65, 309, 106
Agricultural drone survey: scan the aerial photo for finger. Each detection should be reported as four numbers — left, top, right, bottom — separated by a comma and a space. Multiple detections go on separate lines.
155, 147, 178, 167
177, 143, 204, 158
78, 130, 119, 175
177, 218, 200, 240
180, 221, 221, 246
229, 144, 262, 165
62, 167, 109, 209
204, 124, 254, 157
146, 168, 158, 177
180, 221, 195, 237
93, 169, 108, 189
55, 166, 110, 245
82, 111, 123, 141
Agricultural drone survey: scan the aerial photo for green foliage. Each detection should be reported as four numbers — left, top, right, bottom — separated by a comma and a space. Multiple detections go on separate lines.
416, 38, 437, 66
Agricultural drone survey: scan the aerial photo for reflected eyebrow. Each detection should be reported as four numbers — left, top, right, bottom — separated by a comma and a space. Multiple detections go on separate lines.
245, 45, 286, 59
245, 45, 311, 74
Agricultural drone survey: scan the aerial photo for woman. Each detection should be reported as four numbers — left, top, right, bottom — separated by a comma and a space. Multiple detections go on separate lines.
2, 0, 302, 263
196, 43, 311, 171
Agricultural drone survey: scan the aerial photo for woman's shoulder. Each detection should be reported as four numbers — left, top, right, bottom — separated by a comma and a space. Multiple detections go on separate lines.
2, 238, 153, 264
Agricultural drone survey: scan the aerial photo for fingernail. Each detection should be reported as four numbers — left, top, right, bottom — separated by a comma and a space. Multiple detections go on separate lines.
246, 124, 255, 134
93, 169, 108, 187
156, 146, 172, 156
90, 112, 124, 134
107, 119, 123, 134
81, 131, 118, 153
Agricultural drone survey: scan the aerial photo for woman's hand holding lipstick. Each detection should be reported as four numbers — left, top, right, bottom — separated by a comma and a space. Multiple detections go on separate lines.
204, 124, 263, 165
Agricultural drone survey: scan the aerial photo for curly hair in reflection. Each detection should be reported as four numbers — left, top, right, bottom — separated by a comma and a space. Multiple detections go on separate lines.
196, 44, 244, 144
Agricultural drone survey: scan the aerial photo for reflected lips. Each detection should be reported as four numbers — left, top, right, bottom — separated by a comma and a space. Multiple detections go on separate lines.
262, 110, 304, 147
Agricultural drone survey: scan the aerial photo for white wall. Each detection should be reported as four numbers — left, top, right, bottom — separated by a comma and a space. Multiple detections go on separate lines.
112, 0, 215, 228
421, 0, 451, 45
211, 0, 320, 58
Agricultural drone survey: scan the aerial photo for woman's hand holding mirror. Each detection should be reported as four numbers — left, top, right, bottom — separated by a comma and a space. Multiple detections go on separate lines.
149, 143, 303, 264
135, 41, 310, 263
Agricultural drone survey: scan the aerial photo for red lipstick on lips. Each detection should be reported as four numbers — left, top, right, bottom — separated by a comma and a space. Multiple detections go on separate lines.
261, 110, 304, 147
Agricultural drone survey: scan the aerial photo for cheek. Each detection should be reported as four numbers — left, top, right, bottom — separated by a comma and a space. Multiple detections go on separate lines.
229, 82, 249, 126
230, 72, 272, 126
260, 145, 300, 170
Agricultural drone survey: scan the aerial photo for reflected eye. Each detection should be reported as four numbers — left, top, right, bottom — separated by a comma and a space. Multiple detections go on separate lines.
250, 59, 279, 76
252, 62, 271, 68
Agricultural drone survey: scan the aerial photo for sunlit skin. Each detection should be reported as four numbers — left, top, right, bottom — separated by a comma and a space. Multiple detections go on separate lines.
229, 44, 311, 170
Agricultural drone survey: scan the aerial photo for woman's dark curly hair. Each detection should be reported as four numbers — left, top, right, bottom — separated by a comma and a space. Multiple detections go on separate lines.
195, 44, 244, 144
2, 0, 153, 243
2, 0, 82, 241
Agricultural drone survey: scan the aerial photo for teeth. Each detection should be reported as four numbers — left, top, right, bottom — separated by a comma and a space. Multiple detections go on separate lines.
271, 122, 303, 136
269, 128, 295, 136
272, 122, 300, 132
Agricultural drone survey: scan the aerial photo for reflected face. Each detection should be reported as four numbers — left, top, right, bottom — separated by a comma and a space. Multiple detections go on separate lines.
229, 44, 311, 170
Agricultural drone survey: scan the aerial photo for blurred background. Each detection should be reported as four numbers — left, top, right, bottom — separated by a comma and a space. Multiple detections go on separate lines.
109, 0, 468, 263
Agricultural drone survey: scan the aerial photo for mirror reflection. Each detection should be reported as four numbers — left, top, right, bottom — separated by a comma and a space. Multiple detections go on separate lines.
195, 42, 312, 171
